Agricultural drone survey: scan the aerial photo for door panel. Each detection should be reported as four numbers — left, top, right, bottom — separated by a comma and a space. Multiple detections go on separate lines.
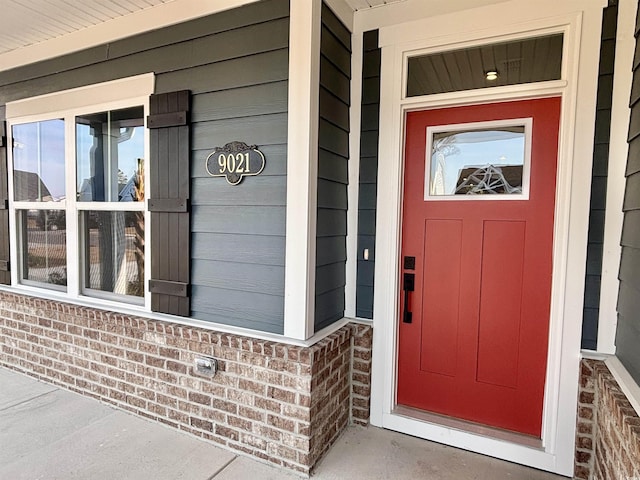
421, 219, 462, 377
476, 220, 525, 388
397, 98, 561, 437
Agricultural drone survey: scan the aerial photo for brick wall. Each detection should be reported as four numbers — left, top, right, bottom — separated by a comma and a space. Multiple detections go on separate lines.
351, 323, 372, 426
308, 328, 351, 467
574, 359, 640, 480
0, 292, 373, 475
575, 360, 598, 479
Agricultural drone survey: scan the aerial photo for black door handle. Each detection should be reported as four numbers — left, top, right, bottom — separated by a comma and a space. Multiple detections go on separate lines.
403, 273, 414, 323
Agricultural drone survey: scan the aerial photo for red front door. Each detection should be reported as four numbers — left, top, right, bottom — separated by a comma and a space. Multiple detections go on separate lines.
397, 98, 560, 437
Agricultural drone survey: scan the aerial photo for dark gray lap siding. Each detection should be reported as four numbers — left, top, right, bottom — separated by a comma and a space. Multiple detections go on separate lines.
356, 30, 380, 320
581, 2, 618, 350
315, 3, 351, 332
617, 3, 640, 383
0, 0, 290, 334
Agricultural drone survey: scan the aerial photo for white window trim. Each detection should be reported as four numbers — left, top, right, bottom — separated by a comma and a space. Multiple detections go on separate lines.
361, 0, 605, 476
6, 74, 154, 119
6, 74, 154, 311
423, 117, 533, 201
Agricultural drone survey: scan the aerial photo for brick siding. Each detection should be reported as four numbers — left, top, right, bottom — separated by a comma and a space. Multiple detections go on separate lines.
0, 292, 373, 475
575, 360, 598, 479
350, 323, 372, 426
574, 359, 640, 480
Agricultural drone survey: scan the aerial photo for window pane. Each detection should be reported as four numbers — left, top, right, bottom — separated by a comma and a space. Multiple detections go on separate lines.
429, 126, 526, 196
83, 211, 144, 299
12, 120, 65, 202
407, 34, 563, 97
19, 210, 67, 286
76, 106, 145, 202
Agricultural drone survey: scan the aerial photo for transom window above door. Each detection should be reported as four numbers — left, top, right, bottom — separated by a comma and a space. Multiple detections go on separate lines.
407, 33, 563, 97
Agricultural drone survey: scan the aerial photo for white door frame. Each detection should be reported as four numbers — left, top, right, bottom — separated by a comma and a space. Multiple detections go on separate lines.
367, 0, 606, 476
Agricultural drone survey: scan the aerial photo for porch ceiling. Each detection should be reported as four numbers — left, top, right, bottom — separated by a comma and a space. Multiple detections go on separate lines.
0, 0, 176, 57
0, 0, 408, 61
344, 0, 407, 10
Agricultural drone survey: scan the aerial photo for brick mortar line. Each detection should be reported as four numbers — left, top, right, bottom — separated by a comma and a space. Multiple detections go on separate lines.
1, 351, 310, 411
2, 351, 315, 424
3, 333, 311, 389
1, 311, 311, 362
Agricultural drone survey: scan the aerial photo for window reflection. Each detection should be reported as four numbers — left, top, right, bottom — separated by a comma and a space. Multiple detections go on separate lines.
83, 211, 144, 299
76, 107, 145, 202
20, 210, 67, 287
12, 120, 65, 202
429, 126, 526, 196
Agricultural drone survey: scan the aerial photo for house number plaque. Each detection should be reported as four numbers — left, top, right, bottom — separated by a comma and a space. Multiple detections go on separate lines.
205, 141, 265, 185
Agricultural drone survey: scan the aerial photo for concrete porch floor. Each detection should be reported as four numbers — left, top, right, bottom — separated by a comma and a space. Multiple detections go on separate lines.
0, 367, 565, 480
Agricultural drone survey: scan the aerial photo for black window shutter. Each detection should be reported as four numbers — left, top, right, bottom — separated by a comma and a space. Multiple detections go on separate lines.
147, 91, 191, 316
0, 122, 10, 284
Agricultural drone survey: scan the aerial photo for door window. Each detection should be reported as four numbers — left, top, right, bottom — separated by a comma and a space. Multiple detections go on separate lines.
425, 118, 532, 200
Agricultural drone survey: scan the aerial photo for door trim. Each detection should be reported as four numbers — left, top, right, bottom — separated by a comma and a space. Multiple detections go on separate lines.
368, 1, 606, 476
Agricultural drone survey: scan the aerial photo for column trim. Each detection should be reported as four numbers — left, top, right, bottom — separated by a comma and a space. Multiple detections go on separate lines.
597, 0, 637, 354
284, 0, 322, 340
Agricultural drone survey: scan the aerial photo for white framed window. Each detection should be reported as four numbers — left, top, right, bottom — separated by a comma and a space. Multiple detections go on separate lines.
6, 74, 154, 308
424, 118, 533, 201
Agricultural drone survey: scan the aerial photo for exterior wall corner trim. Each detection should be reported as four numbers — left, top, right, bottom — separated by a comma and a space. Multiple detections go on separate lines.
284, 0, 322, 340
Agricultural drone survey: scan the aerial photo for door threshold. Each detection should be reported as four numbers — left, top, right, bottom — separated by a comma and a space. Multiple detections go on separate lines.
392, 405, 543, 450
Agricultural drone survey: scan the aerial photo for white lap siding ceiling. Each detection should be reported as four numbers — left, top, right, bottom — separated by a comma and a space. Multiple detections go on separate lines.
0, 0, 175, 56
0, 0, 403, 66
345, 0, 407, 10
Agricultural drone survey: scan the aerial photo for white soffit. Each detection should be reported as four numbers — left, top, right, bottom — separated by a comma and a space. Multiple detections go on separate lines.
0, 0, 263, 72
0, 0, 502, 72
0, 0, 407, 60
345, 0, 407, 10
0, 0, 175, 56
353, 0, 513, 33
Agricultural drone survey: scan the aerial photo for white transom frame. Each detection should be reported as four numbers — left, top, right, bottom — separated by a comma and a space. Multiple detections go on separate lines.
368, 0, 605, 476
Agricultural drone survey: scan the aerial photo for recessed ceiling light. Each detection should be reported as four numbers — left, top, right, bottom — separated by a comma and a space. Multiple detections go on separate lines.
485, 70, 499, 81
